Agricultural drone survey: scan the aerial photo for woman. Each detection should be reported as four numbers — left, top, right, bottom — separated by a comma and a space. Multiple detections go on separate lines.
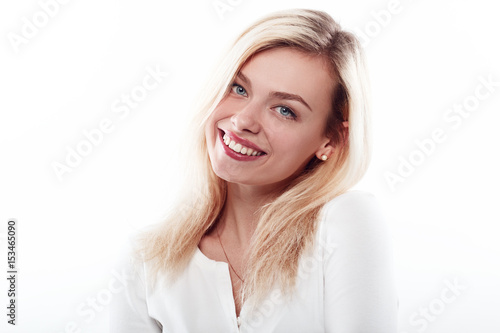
111, 8, 398, 332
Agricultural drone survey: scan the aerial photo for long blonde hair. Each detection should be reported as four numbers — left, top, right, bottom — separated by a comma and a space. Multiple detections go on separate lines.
138, 8, 371, 306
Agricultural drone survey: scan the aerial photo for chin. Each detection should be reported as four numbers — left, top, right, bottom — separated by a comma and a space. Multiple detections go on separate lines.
212, 168, 251, 185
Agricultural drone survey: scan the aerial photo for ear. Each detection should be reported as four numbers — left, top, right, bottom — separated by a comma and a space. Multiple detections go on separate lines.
315, 138, 335, 161
315, 121, 349, 161
341, 120, 349, 144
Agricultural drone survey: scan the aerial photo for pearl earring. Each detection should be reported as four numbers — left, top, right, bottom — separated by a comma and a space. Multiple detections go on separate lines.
321, 154, 328, 161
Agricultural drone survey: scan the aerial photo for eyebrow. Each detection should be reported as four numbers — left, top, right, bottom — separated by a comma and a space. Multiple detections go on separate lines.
269, 91, 312, 112
237, 72, 312, 112
237, 72, 251, 87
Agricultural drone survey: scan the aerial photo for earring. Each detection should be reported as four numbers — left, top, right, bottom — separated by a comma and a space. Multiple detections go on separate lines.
321, 154, 328, 161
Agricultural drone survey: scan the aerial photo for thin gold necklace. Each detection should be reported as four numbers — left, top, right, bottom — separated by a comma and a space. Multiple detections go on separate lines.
216, 226, 245, 283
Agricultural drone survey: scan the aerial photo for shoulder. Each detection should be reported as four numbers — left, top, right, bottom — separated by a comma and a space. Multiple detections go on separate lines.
112, 237, 149, 293
110, 241, 164, 332
319, 192, 398, 331
320, 190, 385, 225
318, 190, 391, 247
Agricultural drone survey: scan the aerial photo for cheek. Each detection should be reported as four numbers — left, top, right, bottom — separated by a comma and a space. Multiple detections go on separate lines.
204, 116, 222, 158
269, 127, 325, 174
270, 133, 317, 161
212, 98, 235, 118
204, 117, 215, 147
205, 104, 227, 135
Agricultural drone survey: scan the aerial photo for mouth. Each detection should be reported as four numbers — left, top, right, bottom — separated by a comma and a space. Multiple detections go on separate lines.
218, 129, 267, 160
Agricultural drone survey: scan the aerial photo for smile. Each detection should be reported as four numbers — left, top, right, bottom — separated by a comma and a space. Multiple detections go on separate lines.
223, 133, 264, 156
218, 129, 267, 161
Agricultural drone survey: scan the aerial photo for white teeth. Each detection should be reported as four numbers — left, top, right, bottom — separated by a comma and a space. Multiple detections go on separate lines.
222, 133, 263, 156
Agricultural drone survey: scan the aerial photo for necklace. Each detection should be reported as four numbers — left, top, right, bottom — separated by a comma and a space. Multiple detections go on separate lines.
216, 226, 245, 283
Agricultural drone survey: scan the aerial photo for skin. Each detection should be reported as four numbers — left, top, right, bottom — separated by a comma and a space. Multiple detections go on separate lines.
200, 47, 339, 316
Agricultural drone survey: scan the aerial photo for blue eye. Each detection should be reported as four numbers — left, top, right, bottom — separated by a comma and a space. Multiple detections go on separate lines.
231, 84, 247, 96
275, 106, 297, 120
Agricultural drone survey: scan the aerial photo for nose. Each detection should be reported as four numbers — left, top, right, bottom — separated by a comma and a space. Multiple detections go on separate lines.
230, 102, 262, 134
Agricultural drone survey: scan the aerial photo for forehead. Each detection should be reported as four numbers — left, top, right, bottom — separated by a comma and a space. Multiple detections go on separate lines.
238, 47, 336, 107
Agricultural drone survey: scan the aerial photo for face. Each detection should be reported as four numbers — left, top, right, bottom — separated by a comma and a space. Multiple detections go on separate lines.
204, 47, 337, 189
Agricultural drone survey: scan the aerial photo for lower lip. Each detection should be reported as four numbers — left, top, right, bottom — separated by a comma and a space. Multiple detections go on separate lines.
218, 129, 266, 161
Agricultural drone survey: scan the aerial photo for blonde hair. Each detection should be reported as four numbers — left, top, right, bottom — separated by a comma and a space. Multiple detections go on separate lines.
138, 8, 371, 306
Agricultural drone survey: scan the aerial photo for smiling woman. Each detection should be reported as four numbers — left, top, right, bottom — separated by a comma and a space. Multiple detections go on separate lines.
110, 8, 398, 332
206, 48, 338, 187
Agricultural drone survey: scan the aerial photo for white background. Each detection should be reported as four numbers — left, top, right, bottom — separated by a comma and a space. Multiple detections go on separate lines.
1, 0, 499, 332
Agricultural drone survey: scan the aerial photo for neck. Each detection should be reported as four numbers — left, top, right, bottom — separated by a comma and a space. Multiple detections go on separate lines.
219, 182, 285, 246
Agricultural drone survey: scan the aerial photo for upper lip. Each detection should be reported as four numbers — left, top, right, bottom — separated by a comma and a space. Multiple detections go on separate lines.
220, 129, 266, 154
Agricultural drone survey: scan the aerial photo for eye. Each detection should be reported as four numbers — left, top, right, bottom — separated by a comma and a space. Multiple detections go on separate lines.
231, 83, 247, 97
274, 106, 297, 120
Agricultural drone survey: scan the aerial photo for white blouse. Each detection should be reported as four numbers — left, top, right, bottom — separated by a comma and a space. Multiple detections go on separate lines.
110, 191, 398, 332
